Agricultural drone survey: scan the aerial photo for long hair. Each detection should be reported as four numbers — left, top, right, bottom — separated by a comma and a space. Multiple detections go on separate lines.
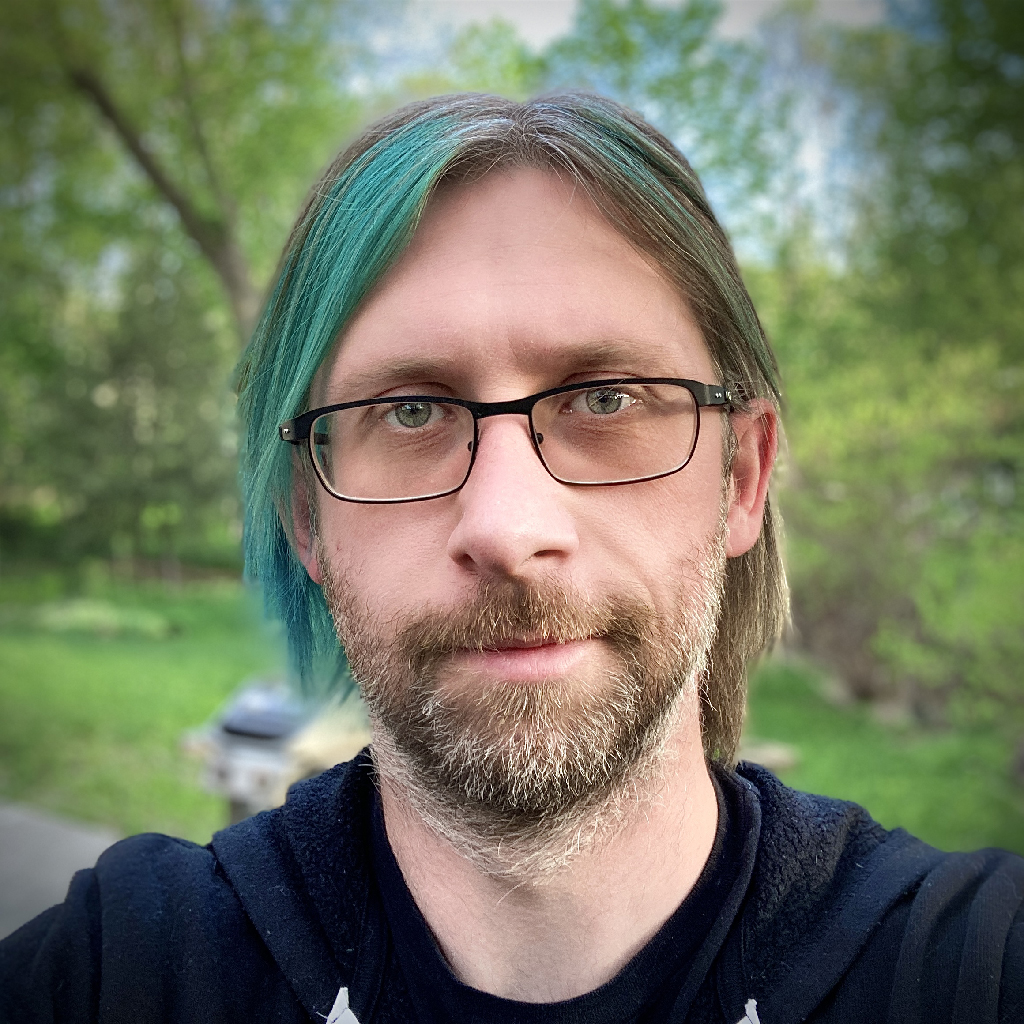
237, 92, 788, 765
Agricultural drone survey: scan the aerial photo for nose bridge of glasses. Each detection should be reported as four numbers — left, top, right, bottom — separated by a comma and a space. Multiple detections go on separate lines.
469, 399, 545, 455
465, 394, 547, 464
468, 393, 542, 421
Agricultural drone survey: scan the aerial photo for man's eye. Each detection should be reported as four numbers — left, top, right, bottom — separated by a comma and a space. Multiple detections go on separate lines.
575, 388, 637, 415
386, 402, 438, 429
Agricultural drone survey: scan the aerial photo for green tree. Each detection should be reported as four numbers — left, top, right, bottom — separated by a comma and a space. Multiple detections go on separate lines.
0, 0, 386, 565
839, 0, 1024, 358
766, 0, 1024, 740
1, 0, 380, 338
12, 240, 246, 566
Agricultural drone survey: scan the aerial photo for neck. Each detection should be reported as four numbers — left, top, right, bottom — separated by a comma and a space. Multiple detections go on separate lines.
375, 705, 719, 1003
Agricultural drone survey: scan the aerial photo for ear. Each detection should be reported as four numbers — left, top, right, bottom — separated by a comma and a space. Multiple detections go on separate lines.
725, 399, 778, 558
287, 467, 323, 585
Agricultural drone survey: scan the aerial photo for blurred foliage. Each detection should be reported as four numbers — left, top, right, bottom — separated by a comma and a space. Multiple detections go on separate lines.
760, 0, 1024, 743
838, 0, 1024, 357
0, 0, 386, 566
0, 0, 381, 332
0, 0, 1022, 767
1, 236, 244, 564
543, 0, 785, 217
762, 261, 1024, 727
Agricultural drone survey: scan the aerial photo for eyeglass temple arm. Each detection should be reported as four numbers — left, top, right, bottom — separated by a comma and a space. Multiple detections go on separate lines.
280, 406, 334, 443
695, 383, 734, 409
281, 404, 332, 443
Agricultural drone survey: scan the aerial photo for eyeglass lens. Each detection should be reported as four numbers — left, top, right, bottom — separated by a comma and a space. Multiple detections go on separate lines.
310, 383, 699, 502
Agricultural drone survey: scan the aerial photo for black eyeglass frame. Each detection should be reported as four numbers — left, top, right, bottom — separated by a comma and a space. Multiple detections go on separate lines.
279, 377, 734, 504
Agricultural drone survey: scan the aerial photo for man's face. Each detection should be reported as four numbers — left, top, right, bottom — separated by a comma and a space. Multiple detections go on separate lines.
303, 168, 735, 846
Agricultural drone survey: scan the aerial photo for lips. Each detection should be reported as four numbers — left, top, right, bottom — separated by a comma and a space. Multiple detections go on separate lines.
481, 635, 582, 652
444, 636, 599, 684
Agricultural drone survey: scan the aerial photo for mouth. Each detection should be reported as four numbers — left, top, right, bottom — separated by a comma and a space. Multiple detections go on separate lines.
481, 635, 576, 652
450, 635, 599, 683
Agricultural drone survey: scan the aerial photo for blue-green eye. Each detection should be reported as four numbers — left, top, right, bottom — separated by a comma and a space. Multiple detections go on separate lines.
582, 388, 635, 415
389, 402, 434, 428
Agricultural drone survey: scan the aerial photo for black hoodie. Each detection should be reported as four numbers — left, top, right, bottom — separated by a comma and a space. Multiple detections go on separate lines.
1, 755, 1021, 1024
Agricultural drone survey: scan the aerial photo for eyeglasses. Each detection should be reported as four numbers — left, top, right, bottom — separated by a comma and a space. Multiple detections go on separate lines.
279, 378, 733, 504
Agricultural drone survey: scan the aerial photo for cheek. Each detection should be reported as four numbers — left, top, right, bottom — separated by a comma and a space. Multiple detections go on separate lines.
579, 456, 724, 592
315, 500, 454, 608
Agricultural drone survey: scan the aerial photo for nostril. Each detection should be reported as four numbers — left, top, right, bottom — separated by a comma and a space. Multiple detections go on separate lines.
536, 432, 544, 445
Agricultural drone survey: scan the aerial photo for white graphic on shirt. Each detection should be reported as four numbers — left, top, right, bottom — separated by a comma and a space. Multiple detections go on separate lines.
325, 985, 361, 1024
735, 997, 761, 1024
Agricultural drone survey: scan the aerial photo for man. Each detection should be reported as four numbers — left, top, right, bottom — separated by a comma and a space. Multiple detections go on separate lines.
2, 93, 1021, 1023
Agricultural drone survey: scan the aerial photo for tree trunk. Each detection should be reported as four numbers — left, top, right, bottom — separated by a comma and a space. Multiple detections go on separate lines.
68, 67, 261, 341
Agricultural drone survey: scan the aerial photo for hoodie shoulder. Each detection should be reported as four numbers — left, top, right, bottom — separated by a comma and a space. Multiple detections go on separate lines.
735, 762, 890, 945
0, 829, 310, 1023
732, 762, 1024, 1024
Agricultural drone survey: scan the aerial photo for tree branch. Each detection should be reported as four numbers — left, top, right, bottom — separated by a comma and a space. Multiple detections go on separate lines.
68, 66, 226, 260
165, 0, 235, 221
66, 66, 259, 337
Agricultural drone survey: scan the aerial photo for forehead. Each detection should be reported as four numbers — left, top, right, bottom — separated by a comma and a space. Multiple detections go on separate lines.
317, 167, 714, 402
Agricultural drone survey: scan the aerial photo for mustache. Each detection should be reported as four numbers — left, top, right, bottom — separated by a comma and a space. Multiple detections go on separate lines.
359, 577, 659, 680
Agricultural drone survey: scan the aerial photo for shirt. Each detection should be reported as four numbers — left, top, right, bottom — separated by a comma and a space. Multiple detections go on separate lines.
371, 770, 754, 1024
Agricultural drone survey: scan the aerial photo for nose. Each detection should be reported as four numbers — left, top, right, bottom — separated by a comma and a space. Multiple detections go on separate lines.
446, 415, 579, 579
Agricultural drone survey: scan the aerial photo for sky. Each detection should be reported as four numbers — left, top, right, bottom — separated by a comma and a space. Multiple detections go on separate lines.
412, 0, 885, 48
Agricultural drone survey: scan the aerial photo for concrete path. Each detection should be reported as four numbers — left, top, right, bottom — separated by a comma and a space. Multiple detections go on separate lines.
0, 804, 118, 940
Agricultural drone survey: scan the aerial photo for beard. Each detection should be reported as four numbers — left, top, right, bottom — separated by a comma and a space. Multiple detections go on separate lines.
320, 525, 727, 876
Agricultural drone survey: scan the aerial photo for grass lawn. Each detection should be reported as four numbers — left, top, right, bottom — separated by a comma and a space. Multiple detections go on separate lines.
747, 662, 1024, 853
0, 569, 1021, 853
0, 569, 284, 844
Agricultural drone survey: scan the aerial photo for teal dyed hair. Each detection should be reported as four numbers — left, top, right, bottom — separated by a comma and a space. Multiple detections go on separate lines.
237, 92, 786, 764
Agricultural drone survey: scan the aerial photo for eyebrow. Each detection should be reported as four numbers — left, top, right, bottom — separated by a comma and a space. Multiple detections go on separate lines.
325, 357, 447, 401
326, 339, 672, 402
